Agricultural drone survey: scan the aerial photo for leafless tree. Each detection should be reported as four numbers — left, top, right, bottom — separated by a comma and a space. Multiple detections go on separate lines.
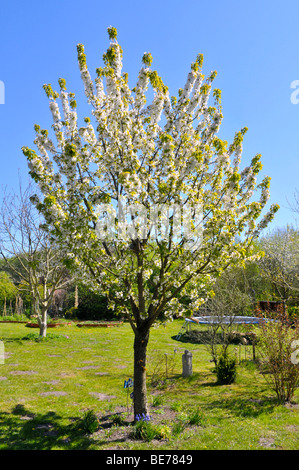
198, 270, 254, 366
292, 189, 299, 216
258, 227, 299, 306
0, 180, 72, 336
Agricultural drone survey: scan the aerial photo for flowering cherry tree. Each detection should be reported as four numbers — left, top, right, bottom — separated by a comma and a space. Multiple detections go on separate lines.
22, 27, 279, 416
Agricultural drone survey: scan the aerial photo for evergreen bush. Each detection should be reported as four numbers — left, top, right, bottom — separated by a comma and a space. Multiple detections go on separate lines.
216, 352, 237, 384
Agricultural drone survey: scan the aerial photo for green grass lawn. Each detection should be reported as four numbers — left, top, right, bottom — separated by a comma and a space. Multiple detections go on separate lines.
0, 319, 298, 450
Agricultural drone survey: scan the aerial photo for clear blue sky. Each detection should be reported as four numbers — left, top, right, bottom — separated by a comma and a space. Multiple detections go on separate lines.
0, 0, 298, 232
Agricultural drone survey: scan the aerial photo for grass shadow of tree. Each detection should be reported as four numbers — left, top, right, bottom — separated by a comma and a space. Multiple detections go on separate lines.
171, 330, 224, 345
0, 337, 24, 345
203, 393, 278, 419
0, 404, 96, 450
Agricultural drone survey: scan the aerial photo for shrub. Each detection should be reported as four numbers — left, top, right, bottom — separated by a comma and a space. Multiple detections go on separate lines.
131, 417, 154, 441
63, 283, 112, 321
258, 314, 299, 402
187, 407, 207, 426
147, 349, 179, 387
111, 413, 126, 426
287, 306, 299, 325
156, 424, 171, 440
152, 395, 164, 407
216, 352, 237, 384
64, 306, 78, 319
170, 401, 184, 412
21, 332, 69, 342
172, 420, 186, 436
175, 407, 208, 433
77, 410, 99, 434
131, 414, 170, 441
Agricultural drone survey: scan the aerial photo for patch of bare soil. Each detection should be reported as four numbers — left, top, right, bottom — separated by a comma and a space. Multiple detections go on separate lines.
89, 392, 117, 400
258, 437, 275, 448
10, 370, 37, 375
94, 404, 184, 450
285, 402, 299, 410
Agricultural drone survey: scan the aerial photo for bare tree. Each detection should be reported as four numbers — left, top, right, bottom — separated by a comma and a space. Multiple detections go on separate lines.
0, 180, 72, 337
286, 189, 299, 229
291, 189, 299, 216
258, 227, 299, 306
200, 272, 253, 366
258, 313, 299, 402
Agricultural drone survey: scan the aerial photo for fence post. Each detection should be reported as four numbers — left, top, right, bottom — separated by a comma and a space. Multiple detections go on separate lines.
182, 350, 192, 377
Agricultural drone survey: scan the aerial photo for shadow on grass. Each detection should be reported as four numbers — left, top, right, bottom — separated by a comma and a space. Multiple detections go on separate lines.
171, 331, 224, 345
0, 404, 96, 450
0, 337, 24, 345
0, 332, 70, 344
203, 393, 279, 419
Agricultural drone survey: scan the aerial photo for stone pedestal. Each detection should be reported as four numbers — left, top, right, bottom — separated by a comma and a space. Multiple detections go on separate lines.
182, 350, 192, 377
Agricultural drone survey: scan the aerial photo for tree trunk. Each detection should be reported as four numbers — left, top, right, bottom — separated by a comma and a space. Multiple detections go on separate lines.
74, 284, 78, 308
39, 321, 47, 338
133, 327, 150, 418
39, 305, 48, 338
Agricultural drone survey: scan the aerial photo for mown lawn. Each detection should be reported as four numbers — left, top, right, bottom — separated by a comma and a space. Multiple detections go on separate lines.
0, 319, 298, 450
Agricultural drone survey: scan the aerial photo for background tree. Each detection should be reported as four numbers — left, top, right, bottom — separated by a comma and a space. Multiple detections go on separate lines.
289, 188, 299, 220
0, 271, 17, 314
63, 282, 111, 320
258, 227, 299, 308
0, 181, 72, 336
294, 189, 299, 215
200, 269, 254, 366
22, 27, 279, 416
